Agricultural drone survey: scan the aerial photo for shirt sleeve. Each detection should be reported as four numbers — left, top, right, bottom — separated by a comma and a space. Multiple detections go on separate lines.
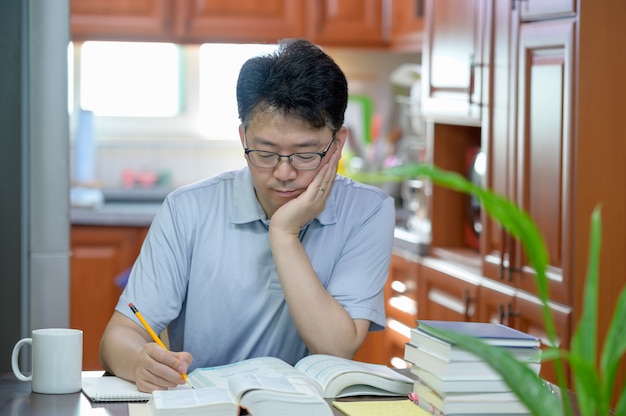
325, 193, 395, 331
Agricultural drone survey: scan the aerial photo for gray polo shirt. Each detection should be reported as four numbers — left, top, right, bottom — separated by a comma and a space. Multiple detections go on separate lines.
117, 167, 395, 370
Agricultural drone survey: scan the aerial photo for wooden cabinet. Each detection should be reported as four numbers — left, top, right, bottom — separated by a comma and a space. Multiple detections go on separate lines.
389, 0, 425, 51
428, 123, 481, 253
70, 226, 148, 370
420, 0, 489, 125
70, 0, 173, 42
510, 19, 575, 305
71, 0, 304, 43
71, 0, 409, 48
355, 3, 623, 392
484, 13, 575, 306
305, 0, 386, 47
361, 0, 625, 396
173, 0, 305, 43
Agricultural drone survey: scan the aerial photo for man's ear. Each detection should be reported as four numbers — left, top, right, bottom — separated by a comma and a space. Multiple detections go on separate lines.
334, 126, 348, 151
238, 124, 245, 147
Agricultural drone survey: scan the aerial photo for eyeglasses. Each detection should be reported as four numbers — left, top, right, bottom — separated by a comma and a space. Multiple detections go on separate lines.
244, 132, 335, 170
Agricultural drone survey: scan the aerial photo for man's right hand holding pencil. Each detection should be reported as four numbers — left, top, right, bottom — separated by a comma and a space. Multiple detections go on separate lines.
99, 309, 194, 393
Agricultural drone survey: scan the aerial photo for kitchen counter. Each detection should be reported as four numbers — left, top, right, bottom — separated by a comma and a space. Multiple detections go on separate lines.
70, 186, 172, 227
70, 202, 162, 227
393, 207, 429, 258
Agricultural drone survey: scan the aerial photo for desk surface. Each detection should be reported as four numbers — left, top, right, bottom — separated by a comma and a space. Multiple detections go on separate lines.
0, 372, 409, 416
0, 372, 127, 416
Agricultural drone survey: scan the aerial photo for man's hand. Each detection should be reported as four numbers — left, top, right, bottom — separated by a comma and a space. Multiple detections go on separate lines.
100, 311, 193, 393
134, 343, 193, 392
270, 146, 340, 232
267, 144, 370, 358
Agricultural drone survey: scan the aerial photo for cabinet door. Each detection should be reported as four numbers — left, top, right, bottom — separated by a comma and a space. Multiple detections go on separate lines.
70, 226, 146, 370
419, 259, 480, 321
175, 0, 305, 43
390, 0, 425, 51
70, 0, 173, 41
305, 0, 386, 47
482, 0, 515, 285
421, 0, 488, 124
512, 19, 575, 305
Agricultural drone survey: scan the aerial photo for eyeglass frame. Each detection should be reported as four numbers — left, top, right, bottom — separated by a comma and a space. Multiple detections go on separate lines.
243, 130, 336, 171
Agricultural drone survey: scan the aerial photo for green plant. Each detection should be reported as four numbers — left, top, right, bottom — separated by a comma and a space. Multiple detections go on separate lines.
379, 163, 626, 416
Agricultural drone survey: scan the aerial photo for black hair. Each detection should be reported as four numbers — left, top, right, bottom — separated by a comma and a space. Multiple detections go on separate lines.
236, 38, 348, 132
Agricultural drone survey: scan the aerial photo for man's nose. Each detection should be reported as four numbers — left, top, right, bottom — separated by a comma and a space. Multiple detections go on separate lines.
273, 156, 298, 180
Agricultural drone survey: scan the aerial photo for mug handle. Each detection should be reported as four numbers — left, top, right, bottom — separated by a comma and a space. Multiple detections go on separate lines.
11, 338, 32, 382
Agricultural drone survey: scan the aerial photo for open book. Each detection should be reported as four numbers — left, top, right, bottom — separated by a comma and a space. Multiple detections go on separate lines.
147, 354, 414, 416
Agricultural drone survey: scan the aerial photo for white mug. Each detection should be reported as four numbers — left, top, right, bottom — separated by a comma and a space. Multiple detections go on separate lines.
11, 328, 83, 394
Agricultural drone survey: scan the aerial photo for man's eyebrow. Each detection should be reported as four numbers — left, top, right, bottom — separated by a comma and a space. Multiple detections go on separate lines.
251, 137, 320, 149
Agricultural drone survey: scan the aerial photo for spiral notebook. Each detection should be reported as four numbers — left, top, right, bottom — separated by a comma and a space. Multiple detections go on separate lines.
82, 375, 152, 402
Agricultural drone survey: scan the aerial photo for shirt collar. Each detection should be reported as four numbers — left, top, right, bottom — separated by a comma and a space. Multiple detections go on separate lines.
231, 167, 338, 226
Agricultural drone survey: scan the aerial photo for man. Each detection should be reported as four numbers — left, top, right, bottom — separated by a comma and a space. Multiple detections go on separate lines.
99, 38, 395, 393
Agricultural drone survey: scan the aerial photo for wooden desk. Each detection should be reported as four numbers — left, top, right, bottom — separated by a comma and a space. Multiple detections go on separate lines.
0, 372, 412, 416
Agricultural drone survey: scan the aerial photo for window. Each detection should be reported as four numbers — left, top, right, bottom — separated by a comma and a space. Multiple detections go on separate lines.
73, 41, 277, 141
80, 41, 180, 117
198, 43, 278, 140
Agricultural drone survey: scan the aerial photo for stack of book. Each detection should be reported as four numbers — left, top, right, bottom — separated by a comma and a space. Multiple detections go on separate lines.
404, 320, 542, 415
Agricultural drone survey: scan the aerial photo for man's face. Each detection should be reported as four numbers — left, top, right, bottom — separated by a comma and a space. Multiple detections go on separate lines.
239, 111, 344, 219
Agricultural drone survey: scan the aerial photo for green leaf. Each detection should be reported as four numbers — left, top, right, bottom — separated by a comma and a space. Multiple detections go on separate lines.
570, 207, 600, 361
540, 347, 566, 363
567, 353, 603, 416
600, 285, 626, 405
570, 206, 602, 415
614, 386, 626, 416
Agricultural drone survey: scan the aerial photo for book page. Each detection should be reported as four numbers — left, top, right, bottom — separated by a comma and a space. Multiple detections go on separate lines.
189, 356, 323, 400
294, 354, 413, 397
128, 402, 149, 416
151, 387, 234, 409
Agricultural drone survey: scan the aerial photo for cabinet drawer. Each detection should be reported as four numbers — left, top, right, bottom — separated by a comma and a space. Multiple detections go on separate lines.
418, 259, 480, 321
517, 0, 575, 21
386, 254, 419, 324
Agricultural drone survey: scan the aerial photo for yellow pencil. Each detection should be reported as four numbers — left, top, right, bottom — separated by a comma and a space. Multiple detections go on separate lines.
129, 303, 195, 389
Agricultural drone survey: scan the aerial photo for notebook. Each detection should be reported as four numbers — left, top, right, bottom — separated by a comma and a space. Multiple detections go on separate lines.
82, 375, 152, 402
332, 400, 431, 416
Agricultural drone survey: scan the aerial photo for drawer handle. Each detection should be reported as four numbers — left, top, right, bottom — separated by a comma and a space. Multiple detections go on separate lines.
512, 0, 529, 11
468, 54, 485, 110
463, 289, 476, 320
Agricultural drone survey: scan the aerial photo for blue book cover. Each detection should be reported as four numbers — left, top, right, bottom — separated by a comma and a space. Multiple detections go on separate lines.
417, 320, 540, 348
